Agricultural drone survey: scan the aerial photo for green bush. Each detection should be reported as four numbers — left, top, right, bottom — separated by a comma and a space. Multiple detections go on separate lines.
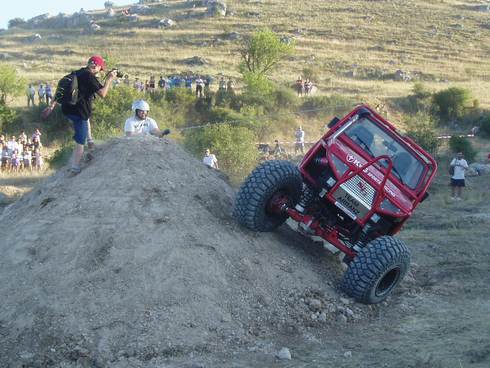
0, 64, 25, 105
432, 87, 472, 122
239, 72, 276, 111
404, 112, 440, 155
184, 123, 259, 182
0, 104, 20, 132
448, 136, 477, 163
92, 86, 142, 139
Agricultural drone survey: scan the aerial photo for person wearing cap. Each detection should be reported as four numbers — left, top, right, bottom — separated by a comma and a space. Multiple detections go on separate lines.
42, 55, 117, 175
124, 99, 169, 137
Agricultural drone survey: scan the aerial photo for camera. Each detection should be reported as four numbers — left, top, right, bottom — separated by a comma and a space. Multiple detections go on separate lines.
110, 69, 125, 78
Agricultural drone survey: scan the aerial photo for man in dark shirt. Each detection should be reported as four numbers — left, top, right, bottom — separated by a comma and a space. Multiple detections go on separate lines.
43, 55, 117, 175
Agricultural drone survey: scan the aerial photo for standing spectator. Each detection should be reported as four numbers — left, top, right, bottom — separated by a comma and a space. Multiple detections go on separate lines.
6, 135, 18, 154
23, 147, 32, 172
26, 84, 36, 107
450, 152, 469, 200
0, 134, 4, 146
38, 84, 46, 105
123, 75, 130, 86
185, 75, 193, 90
295, 76, 304, 96
33, 148, 43, 171
294, 126, 305, 154
203, 149, 219, 169
19, 130, 27, 143
158, 75, 166, 89
195, 76, 204, 97
218, 77, 226, 91
149, 75, 156, 92
204, 76, 211, 97
304, 79, 313, 95
1, 145, 10, 171
45, 83, 53, 105
227, 79, 234, 94
31, 128, 42, 142
10, 150, 20, 172
42, 55, 117, 175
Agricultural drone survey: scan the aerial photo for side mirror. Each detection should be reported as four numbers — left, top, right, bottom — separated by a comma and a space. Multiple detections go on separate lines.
328, 117, 340, 128
420, 192, 430, 203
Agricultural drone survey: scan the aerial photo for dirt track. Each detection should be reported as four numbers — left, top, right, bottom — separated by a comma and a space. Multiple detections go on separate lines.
0, 137, 488, 367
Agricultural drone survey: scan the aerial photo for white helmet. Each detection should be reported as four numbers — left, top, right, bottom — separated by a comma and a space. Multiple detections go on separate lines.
131, 99, 150, 112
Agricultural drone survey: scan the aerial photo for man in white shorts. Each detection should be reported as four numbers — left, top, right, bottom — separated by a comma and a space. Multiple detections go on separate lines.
124, 99, 170, 137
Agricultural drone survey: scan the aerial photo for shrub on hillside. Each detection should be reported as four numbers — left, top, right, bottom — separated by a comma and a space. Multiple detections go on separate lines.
0, 104, 20, 133
432, 87, 472, 122
448, 136, 477, 163
405, 112, 440, 155
92, 86, 142, 139
184, 123, 258, 182
0, 64, 25, 105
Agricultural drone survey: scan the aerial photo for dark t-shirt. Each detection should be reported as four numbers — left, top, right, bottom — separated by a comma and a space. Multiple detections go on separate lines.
62, 68, 103, 120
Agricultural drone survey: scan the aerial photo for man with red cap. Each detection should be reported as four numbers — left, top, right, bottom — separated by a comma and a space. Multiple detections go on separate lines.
43, 55, 118, 175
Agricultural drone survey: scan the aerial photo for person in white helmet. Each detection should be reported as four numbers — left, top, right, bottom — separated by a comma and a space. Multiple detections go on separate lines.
124, 99, 170, 137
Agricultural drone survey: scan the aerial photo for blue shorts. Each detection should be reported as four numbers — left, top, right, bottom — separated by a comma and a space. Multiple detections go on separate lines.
66, 114, 89, 145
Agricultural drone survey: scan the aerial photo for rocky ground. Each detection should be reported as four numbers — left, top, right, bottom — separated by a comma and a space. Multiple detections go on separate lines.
0, 137, 489, 367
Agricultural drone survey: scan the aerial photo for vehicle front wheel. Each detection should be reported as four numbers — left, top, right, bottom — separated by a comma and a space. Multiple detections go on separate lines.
233, 160, 302, 232
342, 236, 410, 304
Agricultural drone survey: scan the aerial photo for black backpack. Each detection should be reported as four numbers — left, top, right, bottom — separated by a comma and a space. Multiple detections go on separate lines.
54, 71, 79, 106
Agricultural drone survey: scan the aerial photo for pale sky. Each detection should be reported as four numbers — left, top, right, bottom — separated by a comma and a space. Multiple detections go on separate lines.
1, 0, 128, 29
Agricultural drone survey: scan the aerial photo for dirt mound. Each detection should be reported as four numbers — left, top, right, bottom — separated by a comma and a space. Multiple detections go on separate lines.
0, 137, 352, 366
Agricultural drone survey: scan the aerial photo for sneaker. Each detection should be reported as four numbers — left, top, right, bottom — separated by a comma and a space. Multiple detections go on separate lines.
87, 140, 95, 150
68, 166, 81, 177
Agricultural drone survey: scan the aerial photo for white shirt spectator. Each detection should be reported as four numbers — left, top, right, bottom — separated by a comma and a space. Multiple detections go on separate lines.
295, 128, 305, 143
6, 139, 18, 153
203, 153, 218, 169
450, 158, 468, 180
124, 116, 159, 135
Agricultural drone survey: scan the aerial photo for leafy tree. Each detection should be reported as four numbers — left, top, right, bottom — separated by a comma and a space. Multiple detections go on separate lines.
184, 123, 258, 182
8, 18, 25, 28
239, 29, 294, 76
448, 136, 476, 163
405, 112, 440, 155
240, 72, 275, 110
0, 64, 25, 105
432, 87, 471, 122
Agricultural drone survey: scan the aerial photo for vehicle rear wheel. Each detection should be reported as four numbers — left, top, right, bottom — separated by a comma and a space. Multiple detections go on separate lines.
342, 236, 410, 304
233, 160, 302, 232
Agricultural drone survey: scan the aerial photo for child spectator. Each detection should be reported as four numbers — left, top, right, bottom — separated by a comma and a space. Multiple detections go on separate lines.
33, 148, 43, 171
23, 148, 32, 172
10, 150, 20, 172
203, 149, 219, 169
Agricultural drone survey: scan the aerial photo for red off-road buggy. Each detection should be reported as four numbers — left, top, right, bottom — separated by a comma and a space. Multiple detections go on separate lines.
234, 105, 437, 304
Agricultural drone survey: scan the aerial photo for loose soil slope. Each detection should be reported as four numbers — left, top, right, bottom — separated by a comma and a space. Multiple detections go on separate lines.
0, 136, 349, 366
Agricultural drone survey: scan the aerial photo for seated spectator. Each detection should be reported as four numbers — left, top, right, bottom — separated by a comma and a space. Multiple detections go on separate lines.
203, 149, 219, 169
272, 140, 286, 156
124, 99, 169, 137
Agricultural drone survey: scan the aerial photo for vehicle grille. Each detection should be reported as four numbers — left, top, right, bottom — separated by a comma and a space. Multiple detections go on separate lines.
340, 176, 375, 208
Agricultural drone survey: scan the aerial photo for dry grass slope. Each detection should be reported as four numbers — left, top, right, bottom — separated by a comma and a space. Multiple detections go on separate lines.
0, 0, 489, 106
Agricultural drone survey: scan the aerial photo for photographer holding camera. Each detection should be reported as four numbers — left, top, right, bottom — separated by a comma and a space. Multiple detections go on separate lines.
43, 55, 118, 175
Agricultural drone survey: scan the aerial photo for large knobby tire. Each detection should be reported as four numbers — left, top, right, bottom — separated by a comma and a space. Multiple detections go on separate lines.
234, 160, 302, 232
342, 236, 410, 304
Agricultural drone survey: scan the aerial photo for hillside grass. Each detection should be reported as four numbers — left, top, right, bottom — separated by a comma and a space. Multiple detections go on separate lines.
1, 0, 489, 109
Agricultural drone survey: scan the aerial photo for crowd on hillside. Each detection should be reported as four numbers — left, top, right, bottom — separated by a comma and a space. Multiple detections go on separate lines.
26, 74, 236, 107
0, 129, 44, 173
